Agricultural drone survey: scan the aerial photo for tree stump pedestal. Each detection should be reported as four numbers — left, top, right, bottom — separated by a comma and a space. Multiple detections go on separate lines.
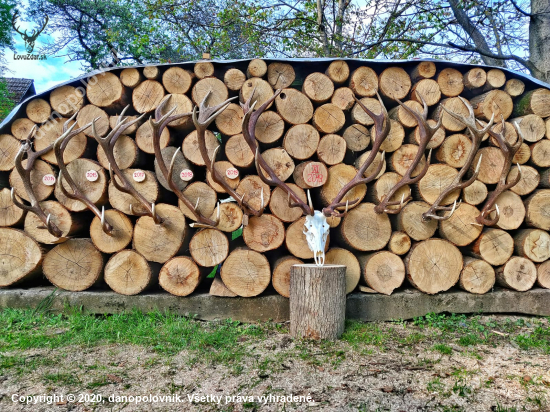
290, 264, 347, 340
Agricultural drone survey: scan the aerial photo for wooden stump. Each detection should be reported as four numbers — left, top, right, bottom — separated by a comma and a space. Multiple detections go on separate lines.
189, 228, 229, 267
459, 257, 495, 294
514, 229, 550, 263
76, 104, 109, 137
105, 250, 157, 295
133, 204, 188, 264
43, 239, 103, 291
90, 209, 133, 254
0, 228, 42, 286
324, 247, 361, 294
358, 251, 405, 295
160, 256, 206, 296
221, 248, 271, 297
290, 264, 346, 340
337, 203, 391, 251
272, 256, 303, 298
0, 188, 25, 227
496, 257, 537, 291
405, 239, 462, 294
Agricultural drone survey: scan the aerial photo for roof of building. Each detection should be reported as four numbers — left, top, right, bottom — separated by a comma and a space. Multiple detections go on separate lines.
2, 78, 36, 103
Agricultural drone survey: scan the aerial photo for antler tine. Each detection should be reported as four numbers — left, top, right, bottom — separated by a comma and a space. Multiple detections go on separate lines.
53, 124, 114, 235
12, 139, 64, 238
322, 95, 391, 218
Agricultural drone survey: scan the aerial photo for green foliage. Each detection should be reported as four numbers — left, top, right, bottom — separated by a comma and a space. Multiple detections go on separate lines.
433, 343, 453, 355
0, 78, 15, 122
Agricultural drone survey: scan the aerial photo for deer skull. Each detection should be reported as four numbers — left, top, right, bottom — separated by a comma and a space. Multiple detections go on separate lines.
303, 210, 330, 266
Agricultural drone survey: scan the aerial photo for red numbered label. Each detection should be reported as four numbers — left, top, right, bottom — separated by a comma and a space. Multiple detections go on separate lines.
180, 169, 193, 181
225, 167, 239, 179
42, 174, 56, 186
85, 170, 99, 182
132, 170, 146, 182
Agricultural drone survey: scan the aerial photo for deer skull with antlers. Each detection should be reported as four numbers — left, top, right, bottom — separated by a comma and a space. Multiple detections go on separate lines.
12, 11, 48, 54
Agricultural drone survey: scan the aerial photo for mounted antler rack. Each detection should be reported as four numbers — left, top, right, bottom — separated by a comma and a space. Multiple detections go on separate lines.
422, 97, 495, 221
476, 117, 524, 226
241, 89, 314, 218
151, 96, 220, 228
90, 106, 161, 223
54, 114, 113, 235
193, 92, 265, 223
374, 93, 441, 215
11, 126, 66, 238
322, 91, 389, 218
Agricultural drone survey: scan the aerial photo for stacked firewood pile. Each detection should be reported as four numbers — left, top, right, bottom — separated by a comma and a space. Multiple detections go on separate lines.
1, 58, 550, 298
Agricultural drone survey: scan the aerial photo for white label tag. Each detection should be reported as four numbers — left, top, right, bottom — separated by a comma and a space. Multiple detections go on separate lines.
85, 170, 99, 182
42, 174, 56, 186
180, 169, 193, 181
225, 167, 239, 179
132, 170, 146, 182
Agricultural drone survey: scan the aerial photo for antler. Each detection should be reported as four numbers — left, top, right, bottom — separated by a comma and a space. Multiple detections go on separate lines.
476, 117, 524, 226
322, 91, 389, 217
192, 92, 265, 220
11, 126, 64, 238
54, 114, 113, 235
11, 10, 26, 36
90, 106, 161, 223
28, 15, 48, 41
422, 97, 495, 221
151, 96, 220, 228
241, 89, 314, 217
374, 93, 441, 215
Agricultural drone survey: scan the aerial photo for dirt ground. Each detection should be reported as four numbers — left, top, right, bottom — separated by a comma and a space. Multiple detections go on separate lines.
1, 315, 549, 412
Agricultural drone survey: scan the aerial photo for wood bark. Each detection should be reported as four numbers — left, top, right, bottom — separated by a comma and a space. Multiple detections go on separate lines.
290, 264, 346, 340
513, 88, 550, 117
405, 239, 462, 294
105, 250, 158, 295
43, 238, 103, 291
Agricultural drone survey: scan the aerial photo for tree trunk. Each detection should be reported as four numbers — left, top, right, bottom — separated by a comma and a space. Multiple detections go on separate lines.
243, 214, 285, 252
471, 90, 513, 121
357, 251, 405, 295
133, 204, 189, 264
0, 228, 43, 286
312, 104, 346, 134
179, 182, 217, 223
143, 65, 160, 80
43, 238, 103, 291
159, 256, 207, 296
337, 203, 392, 251
324, 247, 361, 294
438, 203, 483, 246
514, 228, 550, 262
514, 88, 550, 117
211, 202, 243, 233
411, 79, 441, 106
493, 190, 526, 231
530, 140, 550, 168
105, 250, 159, 295
274, 88, 314, 125
225, 134, 254, 168
24, 200, 85, 244
271, 255, 303, 298
220, 247, 271, 297
290, 264, 346, 340
317, 134, 346, 166
395, 201, 438, 241
90, 209, 133, 254
389, 100, 424, 127
189, 228, 229, 267
463, 68, 487, 90
215, 103, 244, 136
0, 188, 25, 227
367, 172, 411, 213
0, 133, 18, 171
235, 175, 271, 212
283, 124, 320, 160
404, 239, 462, 294
239, 78, 272, 108
495, 256, 537, 291
459, 257, 495, 294
35, 118, 87, 165
388, 231, 411, 255
87, 72, 128, 112
267, 62, 295, 89
505, 79, 525, 97
467, 228, 514, 266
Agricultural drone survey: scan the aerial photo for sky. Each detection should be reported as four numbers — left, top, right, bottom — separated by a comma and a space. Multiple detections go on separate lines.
6, 4, 82, 93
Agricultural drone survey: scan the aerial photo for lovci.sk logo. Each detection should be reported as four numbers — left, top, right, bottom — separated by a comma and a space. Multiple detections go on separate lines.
12, 10, 48, 60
